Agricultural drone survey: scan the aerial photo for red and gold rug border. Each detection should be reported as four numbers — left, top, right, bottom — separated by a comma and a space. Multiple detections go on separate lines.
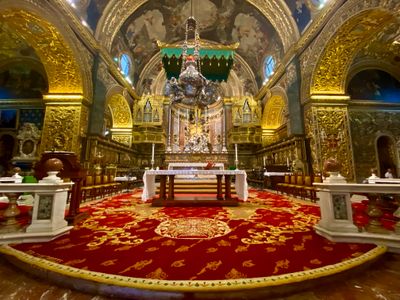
0, 244, 386, 292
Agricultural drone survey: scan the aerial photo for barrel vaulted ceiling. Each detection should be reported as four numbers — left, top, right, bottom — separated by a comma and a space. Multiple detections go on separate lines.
66, 0, 328, 95
0, 0, 332, 94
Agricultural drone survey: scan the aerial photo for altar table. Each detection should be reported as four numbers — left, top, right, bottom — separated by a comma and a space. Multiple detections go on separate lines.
142, 169, 248, 202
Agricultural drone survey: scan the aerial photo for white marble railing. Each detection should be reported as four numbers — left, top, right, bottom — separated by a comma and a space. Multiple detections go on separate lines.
314, 182, 400, 252
0, 182, 73, 244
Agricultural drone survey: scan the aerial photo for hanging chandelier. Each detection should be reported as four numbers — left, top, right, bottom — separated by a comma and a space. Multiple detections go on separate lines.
163, 16, 224, 108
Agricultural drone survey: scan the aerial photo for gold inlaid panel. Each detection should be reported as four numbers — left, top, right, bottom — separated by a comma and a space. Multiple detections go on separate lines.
305, 105, 354, 180
40, 105, 83, 154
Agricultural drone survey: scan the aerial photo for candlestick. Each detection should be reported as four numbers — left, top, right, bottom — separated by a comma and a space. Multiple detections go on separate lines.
151, 143, 155, 169
235, 143, 238, 169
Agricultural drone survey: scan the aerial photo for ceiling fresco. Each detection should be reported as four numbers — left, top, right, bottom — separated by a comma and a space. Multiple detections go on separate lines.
109, 0, 284, 88
284, 0, 311, 33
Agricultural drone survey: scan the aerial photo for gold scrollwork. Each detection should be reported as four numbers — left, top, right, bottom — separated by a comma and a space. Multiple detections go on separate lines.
0, 10, 83, 94
112, 135, 132, 146
108, 94, 133, 128
306, 105, 354, 180
40, 105, 83, 154
311, 10, 392, 94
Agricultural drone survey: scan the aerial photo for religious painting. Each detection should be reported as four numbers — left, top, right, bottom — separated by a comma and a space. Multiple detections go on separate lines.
111, 0, 283, 87
0, 109, 18, 129
347, 69, 400, 102
0, 65, 48, 99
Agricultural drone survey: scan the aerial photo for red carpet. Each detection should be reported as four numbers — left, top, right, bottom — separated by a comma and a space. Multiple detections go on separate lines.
0, 189, 385, 292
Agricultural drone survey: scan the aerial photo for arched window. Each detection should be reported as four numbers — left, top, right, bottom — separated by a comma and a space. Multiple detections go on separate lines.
119, 53, 132, 76
263, 55, 275, 80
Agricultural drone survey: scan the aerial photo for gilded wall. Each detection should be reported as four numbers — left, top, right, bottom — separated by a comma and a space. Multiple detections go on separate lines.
349, 110, 400, 182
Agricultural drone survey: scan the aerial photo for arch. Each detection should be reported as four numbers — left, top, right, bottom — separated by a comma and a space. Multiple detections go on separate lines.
261, 87, 288, 129
0, 3, 90, 96
302, 0, 400, 99
106, 89, 133, 128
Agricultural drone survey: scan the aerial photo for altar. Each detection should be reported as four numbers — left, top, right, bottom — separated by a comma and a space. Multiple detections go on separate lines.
142, 169, 248, 204
168, 162, 224, 170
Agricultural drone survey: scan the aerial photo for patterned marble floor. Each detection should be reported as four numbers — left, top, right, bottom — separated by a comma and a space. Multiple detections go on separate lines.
0, 252, 399, 300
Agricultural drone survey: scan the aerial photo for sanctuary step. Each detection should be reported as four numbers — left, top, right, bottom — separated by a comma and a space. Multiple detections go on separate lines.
156, 179, 236, 195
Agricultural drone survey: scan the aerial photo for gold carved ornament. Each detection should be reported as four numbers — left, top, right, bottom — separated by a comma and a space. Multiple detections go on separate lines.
311, 10, 393, 95
310, 106, 354, 179
108, 94, 133, 128
0, 10, 83, 94
261, 95, 286, 130
40, 106, 82, 153
112, 135, 132, 146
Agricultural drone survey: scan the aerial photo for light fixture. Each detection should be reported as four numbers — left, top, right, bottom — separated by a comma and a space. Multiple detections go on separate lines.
164, 16, 222, 109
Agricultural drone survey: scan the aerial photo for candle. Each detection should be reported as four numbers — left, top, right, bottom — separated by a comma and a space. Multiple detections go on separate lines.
286, 157, 289, 167
151, 143, 155, 162
235, 143, 238, 161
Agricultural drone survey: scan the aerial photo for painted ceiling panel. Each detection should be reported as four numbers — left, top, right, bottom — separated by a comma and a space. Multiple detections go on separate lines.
109, 0, 284, 87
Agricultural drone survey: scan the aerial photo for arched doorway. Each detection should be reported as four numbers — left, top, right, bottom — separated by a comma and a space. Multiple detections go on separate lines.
377, 136, 397, 178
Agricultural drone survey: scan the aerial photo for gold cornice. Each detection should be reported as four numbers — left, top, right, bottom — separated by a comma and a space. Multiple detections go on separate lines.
348, 100, 400, 109
0, 99, 43, 106
157, 40, 239, 50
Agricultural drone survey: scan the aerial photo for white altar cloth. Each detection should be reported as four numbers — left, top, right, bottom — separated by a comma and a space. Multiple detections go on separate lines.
142, 169, 248, 201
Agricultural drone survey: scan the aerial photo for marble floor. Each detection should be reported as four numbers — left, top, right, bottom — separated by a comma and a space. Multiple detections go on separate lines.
0, 252, 399, 300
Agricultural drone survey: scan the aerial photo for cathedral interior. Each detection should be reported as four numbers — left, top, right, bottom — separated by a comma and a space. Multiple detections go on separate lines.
0, 0, 399, 180
0, 0, 400, 299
